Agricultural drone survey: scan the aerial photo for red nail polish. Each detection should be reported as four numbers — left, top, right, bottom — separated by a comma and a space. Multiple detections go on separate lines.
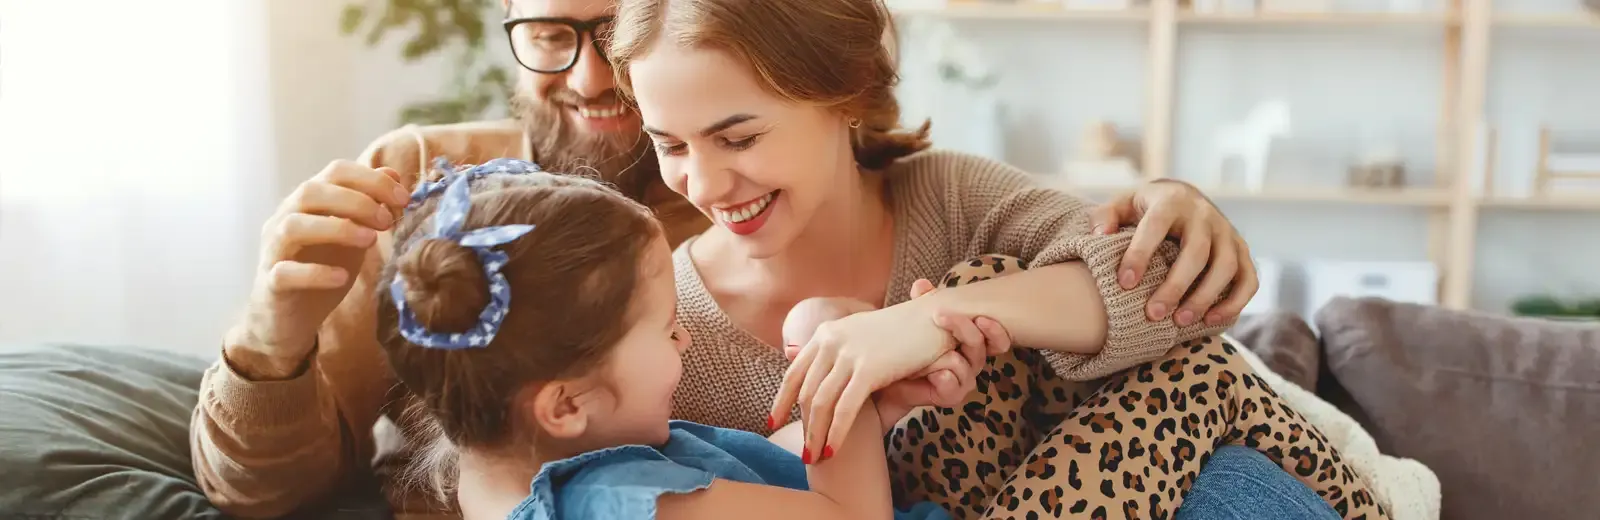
801, 448, 812, 464
822, 445, 834, 460
767, 415, 777, 430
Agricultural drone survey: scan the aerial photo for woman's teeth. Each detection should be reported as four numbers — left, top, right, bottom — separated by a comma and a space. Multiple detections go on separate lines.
715, 192, 776, 223
577, 105, 625, 118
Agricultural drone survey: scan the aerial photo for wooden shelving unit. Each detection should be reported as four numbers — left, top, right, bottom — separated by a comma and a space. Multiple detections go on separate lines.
1478, 196, 1600, 211
891, 0, 1600, 310
1176, 10, 1460, 24
1492, 12, 1600, 27
1058, 183, 1457, 206
892, 3, 1152, 20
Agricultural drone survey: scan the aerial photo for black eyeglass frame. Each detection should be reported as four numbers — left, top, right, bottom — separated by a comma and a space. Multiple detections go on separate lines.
502, 15, 615, 74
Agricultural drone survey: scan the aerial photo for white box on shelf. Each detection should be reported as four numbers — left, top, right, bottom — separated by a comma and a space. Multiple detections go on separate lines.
1242, 258, 1284, 315
1303, 260, 1438, 315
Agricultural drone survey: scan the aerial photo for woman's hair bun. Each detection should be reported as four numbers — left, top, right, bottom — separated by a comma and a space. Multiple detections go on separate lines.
395, 238, 491, 334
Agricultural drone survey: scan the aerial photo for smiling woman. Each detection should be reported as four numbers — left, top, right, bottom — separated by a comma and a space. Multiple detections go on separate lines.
614, 24, 924, 259
601, 0, 1388, 519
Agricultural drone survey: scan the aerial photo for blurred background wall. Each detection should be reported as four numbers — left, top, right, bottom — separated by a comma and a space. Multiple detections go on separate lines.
0, 0, 462, 355
0, 0, 1595, 355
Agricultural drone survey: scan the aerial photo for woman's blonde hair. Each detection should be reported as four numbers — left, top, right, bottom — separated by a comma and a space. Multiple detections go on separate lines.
607, 0, 931, 169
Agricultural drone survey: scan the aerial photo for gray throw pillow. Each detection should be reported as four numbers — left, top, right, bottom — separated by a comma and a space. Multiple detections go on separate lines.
1227, 311, 1322, 389
1316, 296, 1600, 520
0, 343, 223, 519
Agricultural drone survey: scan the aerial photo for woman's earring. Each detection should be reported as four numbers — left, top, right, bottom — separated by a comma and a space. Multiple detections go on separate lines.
848, 118, 862, 129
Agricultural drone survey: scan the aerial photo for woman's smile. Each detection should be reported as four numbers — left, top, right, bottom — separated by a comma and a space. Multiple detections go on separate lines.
711, 190, 780, 236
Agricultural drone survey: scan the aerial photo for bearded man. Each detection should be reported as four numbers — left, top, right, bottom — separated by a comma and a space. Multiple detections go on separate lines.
189, 0, 1258, 518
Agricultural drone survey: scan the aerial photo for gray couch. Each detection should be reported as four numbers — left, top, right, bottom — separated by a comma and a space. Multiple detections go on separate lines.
1231, 297, 1600, 520
0, 345, 391, 519
1, 296, 1594, 519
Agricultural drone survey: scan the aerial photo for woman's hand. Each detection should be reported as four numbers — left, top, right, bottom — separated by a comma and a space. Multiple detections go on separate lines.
1087, 179, 1258, 327
770, 283, 1005, 463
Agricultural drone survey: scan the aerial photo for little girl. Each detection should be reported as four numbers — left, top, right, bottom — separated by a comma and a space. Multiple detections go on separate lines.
374, 159, 962, 520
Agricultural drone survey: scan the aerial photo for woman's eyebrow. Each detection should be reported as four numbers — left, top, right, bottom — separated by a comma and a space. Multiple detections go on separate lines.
643, 113, 758, 138
697, 114, 757, 136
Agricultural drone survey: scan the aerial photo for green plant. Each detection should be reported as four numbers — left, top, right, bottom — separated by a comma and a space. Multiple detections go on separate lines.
1511, 295, 1600, 318
338, 0, 513, 125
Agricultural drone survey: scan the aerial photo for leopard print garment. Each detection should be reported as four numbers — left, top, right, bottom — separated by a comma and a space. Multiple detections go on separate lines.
882, 255, 1389, 520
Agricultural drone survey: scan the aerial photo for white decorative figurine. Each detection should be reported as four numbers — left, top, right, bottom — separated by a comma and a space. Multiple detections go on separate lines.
1207, 99, 1291, 191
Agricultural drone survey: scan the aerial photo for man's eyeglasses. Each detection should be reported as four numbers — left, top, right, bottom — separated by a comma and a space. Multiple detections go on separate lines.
503, 16, 614, 74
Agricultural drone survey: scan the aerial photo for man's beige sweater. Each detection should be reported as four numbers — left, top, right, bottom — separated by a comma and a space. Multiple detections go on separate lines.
189, 121, 1227, 518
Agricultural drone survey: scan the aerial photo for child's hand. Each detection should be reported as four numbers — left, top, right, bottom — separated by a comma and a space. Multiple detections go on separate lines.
906, 278, 1014, 365
780, 282, 1010, 410
772, 280, 1012, 462
871, 279, 1011, 430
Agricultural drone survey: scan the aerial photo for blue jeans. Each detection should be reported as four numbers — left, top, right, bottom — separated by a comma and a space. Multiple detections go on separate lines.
1175, 445, 1342, 520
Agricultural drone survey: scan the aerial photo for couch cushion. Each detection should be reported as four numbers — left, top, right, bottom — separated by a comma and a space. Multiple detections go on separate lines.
1227, 311, 1322, 389
0, 343, 225, 519
1315, 297, 1600, 520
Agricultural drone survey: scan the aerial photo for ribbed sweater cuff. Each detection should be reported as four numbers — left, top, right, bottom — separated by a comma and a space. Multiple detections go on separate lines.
1032, 229, 1225, 380
207, 352, 327, 430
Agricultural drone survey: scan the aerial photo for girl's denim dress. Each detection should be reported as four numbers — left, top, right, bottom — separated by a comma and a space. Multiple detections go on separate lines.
507, 420, 950, 520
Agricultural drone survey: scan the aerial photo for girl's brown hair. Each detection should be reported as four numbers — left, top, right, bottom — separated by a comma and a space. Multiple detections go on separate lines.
607, 0, 931, 170
375, 171, 661, 496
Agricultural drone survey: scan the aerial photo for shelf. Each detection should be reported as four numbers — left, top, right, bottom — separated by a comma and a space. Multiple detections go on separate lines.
1044, 179, 1454, 206
890, 3, 1152, 21
1478, 195, 1600, 211
908, 0, 1597, 311
1198, 186, 1454, 206
1492, 12, 1600, 28
1177, 10, 1459, 25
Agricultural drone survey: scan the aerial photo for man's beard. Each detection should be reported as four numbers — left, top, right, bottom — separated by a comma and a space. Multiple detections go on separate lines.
511, 87, 657, 201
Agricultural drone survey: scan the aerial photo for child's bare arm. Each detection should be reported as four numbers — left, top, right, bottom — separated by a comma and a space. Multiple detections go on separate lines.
658, 404, 891, 520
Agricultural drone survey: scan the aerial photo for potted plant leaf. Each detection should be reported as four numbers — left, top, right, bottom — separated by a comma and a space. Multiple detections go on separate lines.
338, 0, 512, 125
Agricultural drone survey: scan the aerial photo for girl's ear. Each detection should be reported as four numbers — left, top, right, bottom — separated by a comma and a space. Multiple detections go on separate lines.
526, 381, 592, 440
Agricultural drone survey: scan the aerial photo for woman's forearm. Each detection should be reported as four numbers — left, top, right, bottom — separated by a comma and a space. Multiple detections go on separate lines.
920, 261, 1109, 354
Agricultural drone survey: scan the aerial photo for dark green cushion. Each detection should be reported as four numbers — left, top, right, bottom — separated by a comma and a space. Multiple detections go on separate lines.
0, 343, 224, 519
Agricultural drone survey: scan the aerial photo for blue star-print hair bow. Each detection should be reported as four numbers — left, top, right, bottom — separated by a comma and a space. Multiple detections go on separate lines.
407, 157, 544, 208
389, 158, 544, 350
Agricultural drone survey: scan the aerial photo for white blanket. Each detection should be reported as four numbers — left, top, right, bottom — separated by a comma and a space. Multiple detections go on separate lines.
1223, 333, 1441, 520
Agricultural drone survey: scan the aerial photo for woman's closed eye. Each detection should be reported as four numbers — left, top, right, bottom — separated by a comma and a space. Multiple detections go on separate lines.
652, 133, 762, 156
653, 140, 687, 156
719, 134, 761, 150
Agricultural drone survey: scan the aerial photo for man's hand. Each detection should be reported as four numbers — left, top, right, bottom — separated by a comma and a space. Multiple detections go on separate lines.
226, 161, 411, 380
1088, 179, 1258, 327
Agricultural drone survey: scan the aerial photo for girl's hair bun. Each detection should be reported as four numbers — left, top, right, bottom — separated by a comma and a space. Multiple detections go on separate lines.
395, 238, 490, 333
